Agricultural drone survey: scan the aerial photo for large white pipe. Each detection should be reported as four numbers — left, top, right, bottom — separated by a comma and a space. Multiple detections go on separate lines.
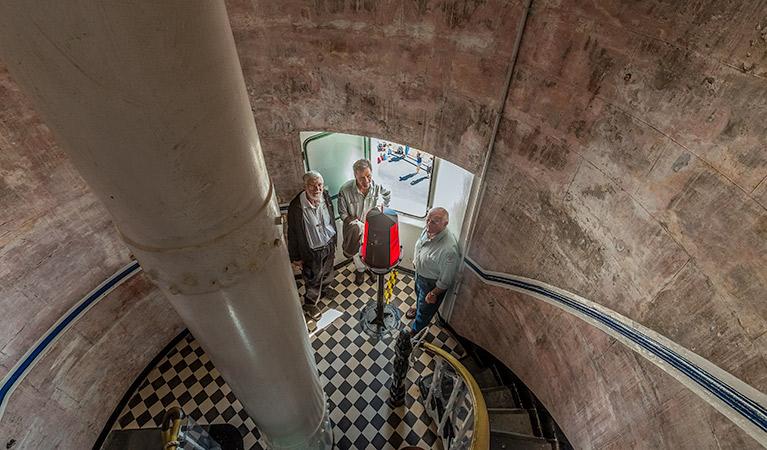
0, 1, 331, 448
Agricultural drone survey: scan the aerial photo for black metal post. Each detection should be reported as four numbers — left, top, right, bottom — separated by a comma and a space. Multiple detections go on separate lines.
373, 273, 386, 324
387, 329, 413, 408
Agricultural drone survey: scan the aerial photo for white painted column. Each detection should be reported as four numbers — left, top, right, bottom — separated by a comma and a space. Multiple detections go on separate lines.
0, 2, 331, 449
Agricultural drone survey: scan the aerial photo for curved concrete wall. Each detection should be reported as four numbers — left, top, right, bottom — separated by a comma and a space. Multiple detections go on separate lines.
0, 67, 185, 448
453, 275, 763, 448
1, 0, 765, 448
226, 0, 521, 200
455, 0, 767, 448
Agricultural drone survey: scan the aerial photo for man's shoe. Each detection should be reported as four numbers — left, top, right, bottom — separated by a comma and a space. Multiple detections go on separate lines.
354, 271, 365, 285
305, 316, 318, 333
322, 288, 338, 300
405, 307, 417, 319
302, 304, 322, 321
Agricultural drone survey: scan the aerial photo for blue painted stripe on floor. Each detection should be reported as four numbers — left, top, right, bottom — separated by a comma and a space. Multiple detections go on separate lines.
0, 262, 141, 415
464, 258, 767, 434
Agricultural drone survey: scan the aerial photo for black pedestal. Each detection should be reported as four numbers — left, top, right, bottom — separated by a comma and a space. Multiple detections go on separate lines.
359, 272, 402, 339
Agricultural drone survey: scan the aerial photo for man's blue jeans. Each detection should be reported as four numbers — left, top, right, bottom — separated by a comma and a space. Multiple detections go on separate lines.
412, 274, 445, 333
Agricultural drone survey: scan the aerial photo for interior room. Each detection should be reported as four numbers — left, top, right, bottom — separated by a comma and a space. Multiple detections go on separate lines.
1, 0, 766, 449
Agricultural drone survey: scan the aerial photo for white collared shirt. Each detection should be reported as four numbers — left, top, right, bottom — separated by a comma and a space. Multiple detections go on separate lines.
300, 192, 336, 249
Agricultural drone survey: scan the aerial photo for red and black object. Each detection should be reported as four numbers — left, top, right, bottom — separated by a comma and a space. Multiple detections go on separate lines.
359, 206, 403, 337
361, 207, 401, 271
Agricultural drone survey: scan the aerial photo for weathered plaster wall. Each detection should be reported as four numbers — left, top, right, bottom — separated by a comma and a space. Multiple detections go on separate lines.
453, 275, 762, 448
0, 1, 521, 446
225, 0, 522, 201
460, 0, 767, 447
0, 66, 184, 448
2, 0, 766, 448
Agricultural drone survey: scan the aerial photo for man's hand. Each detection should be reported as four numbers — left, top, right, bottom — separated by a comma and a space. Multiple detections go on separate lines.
425, 287, 445, 304
292, 260, 303, 271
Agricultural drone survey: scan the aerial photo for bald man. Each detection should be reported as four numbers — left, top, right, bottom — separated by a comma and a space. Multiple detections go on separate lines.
406, 207, 460, 335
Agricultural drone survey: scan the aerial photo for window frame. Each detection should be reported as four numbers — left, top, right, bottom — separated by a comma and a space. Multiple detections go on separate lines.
302, 132, 434, 219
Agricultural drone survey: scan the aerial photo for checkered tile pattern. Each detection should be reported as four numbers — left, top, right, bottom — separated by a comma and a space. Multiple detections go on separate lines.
114, 335, 262, 448
109, 265, 465, 449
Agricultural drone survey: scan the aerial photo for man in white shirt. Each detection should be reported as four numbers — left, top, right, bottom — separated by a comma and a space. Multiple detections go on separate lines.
287, 171, 338, 321
337, 159, 391, 284
406, 207, 460, 336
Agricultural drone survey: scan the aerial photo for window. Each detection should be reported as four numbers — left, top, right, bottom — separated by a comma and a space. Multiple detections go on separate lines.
430, 157, 474, 239
301, 131, 367, 199
301, 132, 471, 224
370, 138, 432, 217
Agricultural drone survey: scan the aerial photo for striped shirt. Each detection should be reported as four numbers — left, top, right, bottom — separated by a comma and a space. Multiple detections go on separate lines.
300, 192, 336, 249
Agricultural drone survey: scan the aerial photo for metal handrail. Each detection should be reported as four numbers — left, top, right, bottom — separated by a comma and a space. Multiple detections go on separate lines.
161, 407, 223, 450
161, 407, 184, 450
420, 342, 490, 450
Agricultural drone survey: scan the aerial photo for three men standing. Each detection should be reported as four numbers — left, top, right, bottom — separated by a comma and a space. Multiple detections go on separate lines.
288, 163, 458, 334
287, 171, 338, 321
338, 159, 391, 285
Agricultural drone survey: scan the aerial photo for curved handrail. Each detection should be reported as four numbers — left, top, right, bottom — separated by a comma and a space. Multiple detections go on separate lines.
421, 341, 490, 450
161, 406, 184, 450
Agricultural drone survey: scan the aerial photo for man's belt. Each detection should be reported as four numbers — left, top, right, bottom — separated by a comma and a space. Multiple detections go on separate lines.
310, 240, 333, 251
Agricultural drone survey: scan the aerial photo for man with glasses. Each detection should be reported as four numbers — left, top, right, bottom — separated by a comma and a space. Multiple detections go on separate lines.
406, 207, 460, 336
338, 159, 391, 285
287, 171, 338, 321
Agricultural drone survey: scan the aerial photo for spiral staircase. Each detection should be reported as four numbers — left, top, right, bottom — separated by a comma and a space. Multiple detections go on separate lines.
455, 338, 574, 450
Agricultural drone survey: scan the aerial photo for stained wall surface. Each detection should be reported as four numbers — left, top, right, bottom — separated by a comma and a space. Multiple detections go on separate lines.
453, 275, 763, 449
1, 0, 766, 448
225, 0, 523, 201
0, 65, 184, 448
459, 0, 767, 447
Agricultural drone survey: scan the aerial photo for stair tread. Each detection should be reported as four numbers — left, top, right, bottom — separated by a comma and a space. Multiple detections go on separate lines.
458, 356, 500, 384
471, 367, 501, 389
489, 409, 534, 435
481, 386, 518, 408
458, 355, 482, 369
488, 407, 527, 413
490, 430, 552, 450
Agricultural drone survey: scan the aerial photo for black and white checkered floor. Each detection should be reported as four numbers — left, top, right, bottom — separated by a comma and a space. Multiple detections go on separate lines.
110, 265, 465, 449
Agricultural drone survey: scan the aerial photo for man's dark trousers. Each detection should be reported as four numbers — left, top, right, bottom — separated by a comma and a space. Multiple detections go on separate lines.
303, 240, 336, 305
